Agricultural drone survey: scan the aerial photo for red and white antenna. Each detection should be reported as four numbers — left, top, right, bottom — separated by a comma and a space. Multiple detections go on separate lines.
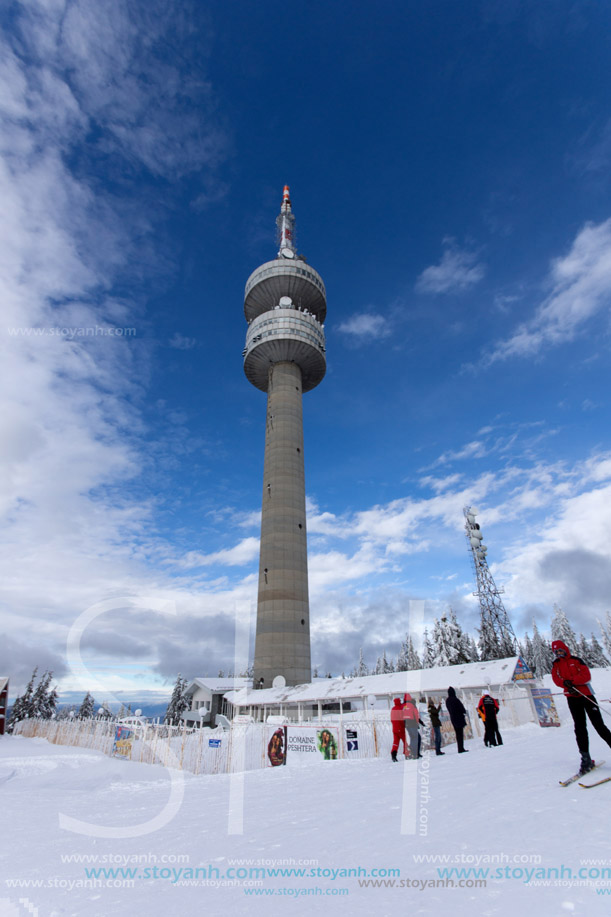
276, 185, 296, 259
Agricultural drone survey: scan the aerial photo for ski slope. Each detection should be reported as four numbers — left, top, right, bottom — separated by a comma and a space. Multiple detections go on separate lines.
2, 707, 611, 917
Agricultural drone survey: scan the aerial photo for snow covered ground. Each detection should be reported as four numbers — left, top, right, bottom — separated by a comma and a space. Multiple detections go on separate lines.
2, 703, 611, 917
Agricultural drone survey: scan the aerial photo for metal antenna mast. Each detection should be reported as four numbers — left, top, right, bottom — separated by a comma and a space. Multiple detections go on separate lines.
463, 506, 518, 659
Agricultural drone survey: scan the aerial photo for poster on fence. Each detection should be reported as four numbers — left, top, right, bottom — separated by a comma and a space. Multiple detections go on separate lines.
530, 687, 561, 727
265, 725, 340, 766
112, 725, 134, 759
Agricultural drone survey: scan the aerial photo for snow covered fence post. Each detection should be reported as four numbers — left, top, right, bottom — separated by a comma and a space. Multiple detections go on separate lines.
60, 595, 185, 839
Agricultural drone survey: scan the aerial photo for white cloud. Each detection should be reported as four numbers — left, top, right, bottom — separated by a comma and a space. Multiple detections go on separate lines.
178, 537, 260, 569
487, 218, 611, 362
0, 1, 230, 690
416, 245, 485, 294
169, 332, 198, 350
337, 312, 390, 340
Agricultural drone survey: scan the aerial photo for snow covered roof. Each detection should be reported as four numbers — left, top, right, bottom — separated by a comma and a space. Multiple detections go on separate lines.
224, 658, 528, 707
0, 677, 8, 694
184, 677, 251, 696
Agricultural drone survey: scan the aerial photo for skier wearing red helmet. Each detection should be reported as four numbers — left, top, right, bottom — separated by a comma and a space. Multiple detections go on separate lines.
551, 639, 611, 775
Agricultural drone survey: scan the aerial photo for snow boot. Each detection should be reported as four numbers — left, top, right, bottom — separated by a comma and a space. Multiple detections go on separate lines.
391, 750, 398, 762
579, 753, 593, 776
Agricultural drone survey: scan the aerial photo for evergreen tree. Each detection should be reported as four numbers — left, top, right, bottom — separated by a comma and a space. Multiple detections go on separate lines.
577, 633, 592, 665
467, 635, 480, 662
521, 633, 535, 670
396, 637, 409, 672
397, 634, 421, 671
589, 634, 610, 668
7, 668, 38, 730
478, 622, 502, 662
164, 675, 189, 726
78, 692, 96, 718
407, 636, 421, 670
431, 610, 470, 667
31, 671, 56, 718
421, 629, 434, 668
531, 622, 553, 676
355, 648, 369, 677
597, 612, 611, 659
550, 604, 578, 654
56, 704, 79, 720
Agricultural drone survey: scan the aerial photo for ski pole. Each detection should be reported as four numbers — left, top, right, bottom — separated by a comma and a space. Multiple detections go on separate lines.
570, 685, 611, 721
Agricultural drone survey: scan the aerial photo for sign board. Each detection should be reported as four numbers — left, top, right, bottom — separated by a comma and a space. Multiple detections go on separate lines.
530, 687, 561, 727
512, 657, 535, 681
208, 738, 221, 748
111, 725, 134, 759
266, 725, 340, 766
346, 728, 358, 752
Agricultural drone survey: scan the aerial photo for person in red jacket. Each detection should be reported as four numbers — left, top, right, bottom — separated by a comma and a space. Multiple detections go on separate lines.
551, 639, 611, 774
390, 697, 407, 762
477, 694, 503, 747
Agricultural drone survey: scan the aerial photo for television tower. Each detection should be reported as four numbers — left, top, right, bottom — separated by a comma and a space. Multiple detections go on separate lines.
243, 187, 326, 687
463, 506, 518, 659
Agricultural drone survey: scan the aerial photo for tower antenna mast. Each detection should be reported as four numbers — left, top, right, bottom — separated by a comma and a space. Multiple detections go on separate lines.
464, 506, 518, 659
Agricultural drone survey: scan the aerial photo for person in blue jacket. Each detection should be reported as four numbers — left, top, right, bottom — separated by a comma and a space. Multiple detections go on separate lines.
446, 686, 469, 753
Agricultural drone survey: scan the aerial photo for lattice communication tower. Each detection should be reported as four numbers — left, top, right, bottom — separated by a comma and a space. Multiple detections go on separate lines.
464, 505, 518, 659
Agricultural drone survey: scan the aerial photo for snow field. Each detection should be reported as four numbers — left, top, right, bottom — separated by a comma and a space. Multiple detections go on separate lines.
3, 707, 611, 916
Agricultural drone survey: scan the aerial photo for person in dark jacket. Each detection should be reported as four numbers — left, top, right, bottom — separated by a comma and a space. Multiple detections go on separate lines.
551, 639, 611, 775
390, 697, 407, 761
477, 694, 503, 747
446, 686, 469, 753
428, 699, 444, 756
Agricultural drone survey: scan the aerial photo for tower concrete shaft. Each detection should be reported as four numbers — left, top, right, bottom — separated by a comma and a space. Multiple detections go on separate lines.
244, 187, 326, 688
255, 361, 311, 686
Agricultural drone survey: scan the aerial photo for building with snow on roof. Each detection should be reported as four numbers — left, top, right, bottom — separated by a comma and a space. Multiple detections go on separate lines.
220, 657, 560, 735
182, 677, 251, 728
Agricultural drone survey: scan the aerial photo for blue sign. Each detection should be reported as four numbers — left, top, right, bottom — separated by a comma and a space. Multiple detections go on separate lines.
208, 738, 221, 748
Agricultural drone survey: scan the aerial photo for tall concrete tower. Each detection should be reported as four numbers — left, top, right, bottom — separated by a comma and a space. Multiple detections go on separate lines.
243, 186, 326, 688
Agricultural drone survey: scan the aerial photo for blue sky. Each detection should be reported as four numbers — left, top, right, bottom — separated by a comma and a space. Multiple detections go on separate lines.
2, 0, 611, 699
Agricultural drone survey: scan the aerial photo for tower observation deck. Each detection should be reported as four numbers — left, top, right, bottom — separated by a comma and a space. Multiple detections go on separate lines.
244, 186, 326, 688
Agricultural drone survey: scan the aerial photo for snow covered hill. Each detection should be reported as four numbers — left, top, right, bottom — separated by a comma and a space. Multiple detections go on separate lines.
2, 709, 611, 917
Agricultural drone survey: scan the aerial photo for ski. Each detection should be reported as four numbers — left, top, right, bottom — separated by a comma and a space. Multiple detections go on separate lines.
579, 775, 611, 789
559, 760, 604, 787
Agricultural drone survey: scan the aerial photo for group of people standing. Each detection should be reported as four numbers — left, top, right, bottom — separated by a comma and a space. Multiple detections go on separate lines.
389, 643, 611, 771
390, 687, 503, 759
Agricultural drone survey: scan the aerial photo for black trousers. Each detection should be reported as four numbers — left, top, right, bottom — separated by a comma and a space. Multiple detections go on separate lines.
567, 694, 611, 755
454, 725, 465, 752
483, 714, 503, 746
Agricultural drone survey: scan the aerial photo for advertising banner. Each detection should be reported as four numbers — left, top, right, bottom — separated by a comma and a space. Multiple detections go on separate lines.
530, 687, 561, 726
265, 725, 340, 766
512, 657, 535, 681
111, 725, 134, 759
